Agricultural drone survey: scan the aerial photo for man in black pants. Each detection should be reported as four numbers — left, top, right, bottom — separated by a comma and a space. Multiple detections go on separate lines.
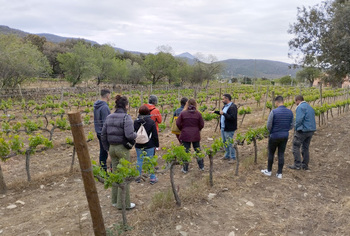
93, 89, 111, 172
261, 96, 293, 179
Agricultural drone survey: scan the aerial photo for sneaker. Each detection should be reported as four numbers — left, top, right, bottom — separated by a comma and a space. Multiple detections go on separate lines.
288, 165, 301, 170
222, 157, 230, 160
117, 203, 136, 210
181, 167, 188, 174
150, 177, 158, 185
135, 177, 141, 183
261, 169, 272, 176
228, 159, 236, 164
199, 167, 205, 171
276, 173, 282, 179
302, 165, 309, 170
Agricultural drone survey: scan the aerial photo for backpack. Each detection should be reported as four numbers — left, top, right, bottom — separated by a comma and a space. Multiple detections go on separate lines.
171, 116, 181, 135
135, 123, 152, 144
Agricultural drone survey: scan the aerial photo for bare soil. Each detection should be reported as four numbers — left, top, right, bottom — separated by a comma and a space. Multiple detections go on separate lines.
0, 109, 349, 236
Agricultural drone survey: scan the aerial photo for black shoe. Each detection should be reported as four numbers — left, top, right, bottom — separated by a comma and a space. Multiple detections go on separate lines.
288, 165, 301, 170
302, 166, 309, 170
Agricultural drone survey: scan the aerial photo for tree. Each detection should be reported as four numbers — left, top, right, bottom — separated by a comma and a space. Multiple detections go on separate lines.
296, 67, 322, 87
192, 54, 223, 88
142, 52, 177, 85
279, 75, 292, 85
0, 34, 51, 88
93, 44, 118, 85
288, 0, 350, 87
57, 42, 98, 87
126, 60, 145, 84
109, 59, 128, 86
23, 34, 47, 52
42, 41, 69, 76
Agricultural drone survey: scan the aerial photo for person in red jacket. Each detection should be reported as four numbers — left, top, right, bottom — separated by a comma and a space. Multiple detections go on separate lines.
144, 95, 162, 134
176, 98, 205, 173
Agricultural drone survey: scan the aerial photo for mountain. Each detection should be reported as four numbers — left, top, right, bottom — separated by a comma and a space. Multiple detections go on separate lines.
36, 33, 98, 45
176, 52, 196, 60
219, 59, 299, 79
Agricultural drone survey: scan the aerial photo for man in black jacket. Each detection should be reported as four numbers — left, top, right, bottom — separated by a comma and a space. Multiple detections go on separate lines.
212, 94, 238, 164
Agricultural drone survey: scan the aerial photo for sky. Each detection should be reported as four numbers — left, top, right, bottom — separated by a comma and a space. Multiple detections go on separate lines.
0, 0, 323, 63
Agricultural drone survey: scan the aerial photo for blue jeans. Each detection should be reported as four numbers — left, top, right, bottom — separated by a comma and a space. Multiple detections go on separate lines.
221, 130, 236, 159
97, 134, 108, 172
136, 147, 156, 179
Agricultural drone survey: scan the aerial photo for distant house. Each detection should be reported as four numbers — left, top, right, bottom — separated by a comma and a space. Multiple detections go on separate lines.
313, 75, 350, 88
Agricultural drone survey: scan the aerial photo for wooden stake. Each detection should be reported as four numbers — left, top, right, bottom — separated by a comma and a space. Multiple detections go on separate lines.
68, 112, 106, 236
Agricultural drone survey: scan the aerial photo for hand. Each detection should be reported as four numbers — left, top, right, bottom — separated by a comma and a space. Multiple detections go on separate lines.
106, 155, 112, 168
155, 147, 159, 151
219, 111, 224, 115
209, 111, 215, 114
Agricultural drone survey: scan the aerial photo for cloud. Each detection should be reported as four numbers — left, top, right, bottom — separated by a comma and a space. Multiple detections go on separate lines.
0, 0, 322, 62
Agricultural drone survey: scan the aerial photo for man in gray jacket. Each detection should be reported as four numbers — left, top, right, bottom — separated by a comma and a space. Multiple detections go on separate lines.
93, 89, 111, 172
289, 95, 316, 170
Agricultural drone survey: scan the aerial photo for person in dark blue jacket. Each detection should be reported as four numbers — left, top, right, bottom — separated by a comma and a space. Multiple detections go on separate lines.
289, 95, 316, 170
261, 96, 293, 179
93, 89, 111, 172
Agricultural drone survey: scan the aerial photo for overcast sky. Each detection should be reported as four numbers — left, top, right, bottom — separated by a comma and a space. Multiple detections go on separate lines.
1, 0, 322, 63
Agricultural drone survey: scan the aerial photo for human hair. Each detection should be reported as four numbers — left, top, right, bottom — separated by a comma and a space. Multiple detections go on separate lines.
101, 89, 111, 98
223, 94, 232, 101
295, 95, 304, 102
149, 95, 158, 105
115, 95, 128, 110
138, 105, 150, 115
180, 97, 188, 107
183, 98, 197, 111
274, 96, 284, 103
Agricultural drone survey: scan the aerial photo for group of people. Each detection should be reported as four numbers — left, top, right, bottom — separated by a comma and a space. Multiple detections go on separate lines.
93, 89, 315, 209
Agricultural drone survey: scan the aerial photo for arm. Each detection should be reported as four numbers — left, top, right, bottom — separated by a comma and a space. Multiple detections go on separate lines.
266, 111, 274, 131
154, 109, 162, 124
223, 104, 237, 122
100, 106, 111, 125
295, 106, 306, 131
198, 112, 204, 131
151, 123, 159, 147
214, 110, 220, 115
124, 115, 137, 140
176, 114, 183, 130
289, 112, 294, 130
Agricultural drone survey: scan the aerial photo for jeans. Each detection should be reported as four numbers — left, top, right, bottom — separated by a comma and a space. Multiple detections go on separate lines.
292, 131, 314, 168
136, 147, 156, 179
221, 130, 236, 159
109, 144, 131, 209
182, 141, 204, 171
268, 137, 288, 174
97, 134, 108, 172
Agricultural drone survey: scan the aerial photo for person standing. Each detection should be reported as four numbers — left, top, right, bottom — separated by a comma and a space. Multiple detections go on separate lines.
289, 95, 316, 170
172, 97, 188, 143
101, 95, 137, 209
176, 99, 205, 173
134, 105, 159, 185
212, 94, 238, 164
261, 96, 293, 179
93, 89, 111, 172
144, 95, 162, 134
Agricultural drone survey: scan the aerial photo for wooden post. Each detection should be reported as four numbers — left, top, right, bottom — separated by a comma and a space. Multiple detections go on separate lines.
319, 82, 323, 106
218, 87, 222, 111
0, 163, 7, 194
18, 84, 23, 100
271, 91, 275, 109
262, 86, 270, 118
68, 112, 106, 236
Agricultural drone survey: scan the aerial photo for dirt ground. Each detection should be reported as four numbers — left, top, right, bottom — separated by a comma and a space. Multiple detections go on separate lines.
0, 108, 349, 236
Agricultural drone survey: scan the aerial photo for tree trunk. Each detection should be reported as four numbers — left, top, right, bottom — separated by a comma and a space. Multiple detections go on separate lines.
208, 153, 214, 187
25, 150, 31, 182
253, 138, 258, 164
234, 143, 239, 176
0, 163, 7, 194
170, 162, 181, 206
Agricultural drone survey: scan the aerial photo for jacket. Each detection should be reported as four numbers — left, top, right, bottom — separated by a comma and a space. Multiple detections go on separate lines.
93, 100, 110, 134
176, 107, 204, 142
295, 101, 316, 132
267, 105, 294, 139
144, 104, 162, 133
101, 109, 137, 151
173, 106, 185, 117
134, 115, 159, 149
214, 103, 237, 132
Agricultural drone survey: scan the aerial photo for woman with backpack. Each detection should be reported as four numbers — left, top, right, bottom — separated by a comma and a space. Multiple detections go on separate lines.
176, 98, 205, 173
101, 95, 137, 210
134, 105, 159, 184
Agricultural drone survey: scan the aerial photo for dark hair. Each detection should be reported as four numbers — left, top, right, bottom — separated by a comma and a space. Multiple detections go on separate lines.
149, 95, 158, 105
101, 89, 111, 98
115, 95, 128, 109
274, 96, 284, 103
295, 95, 304, 101
184, 98, 197, 111
223, 94, 232, 101
180, 97, 188, 106
138, 105, 150, 115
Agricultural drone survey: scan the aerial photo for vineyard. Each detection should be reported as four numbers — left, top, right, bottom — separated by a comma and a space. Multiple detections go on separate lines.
0, 82, 350, 235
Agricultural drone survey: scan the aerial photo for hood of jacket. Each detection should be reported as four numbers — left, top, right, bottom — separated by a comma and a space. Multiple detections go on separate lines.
94, 100, 108, 109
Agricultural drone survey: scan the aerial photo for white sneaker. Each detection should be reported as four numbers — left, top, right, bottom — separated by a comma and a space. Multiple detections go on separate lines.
276, 173, 282, 179
261, 169, 271, 176
181, 167, 188, 174
129, 203, 136, 209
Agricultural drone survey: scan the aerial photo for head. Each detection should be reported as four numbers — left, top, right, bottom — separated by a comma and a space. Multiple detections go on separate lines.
274, 96, 284, 107
115, 95, 129, 110
138, 105, 150, 116
184, 98, 197, 111
180, 97, 188, 107
295, 95, 304, 106
100, 89, 111, 101
222, 94, 232, 105
149, 95, 158, 105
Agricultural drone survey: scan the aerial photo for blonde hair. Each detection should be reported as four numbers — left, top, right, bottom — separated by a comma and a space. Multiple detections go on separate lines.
183, 98, 197, 111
